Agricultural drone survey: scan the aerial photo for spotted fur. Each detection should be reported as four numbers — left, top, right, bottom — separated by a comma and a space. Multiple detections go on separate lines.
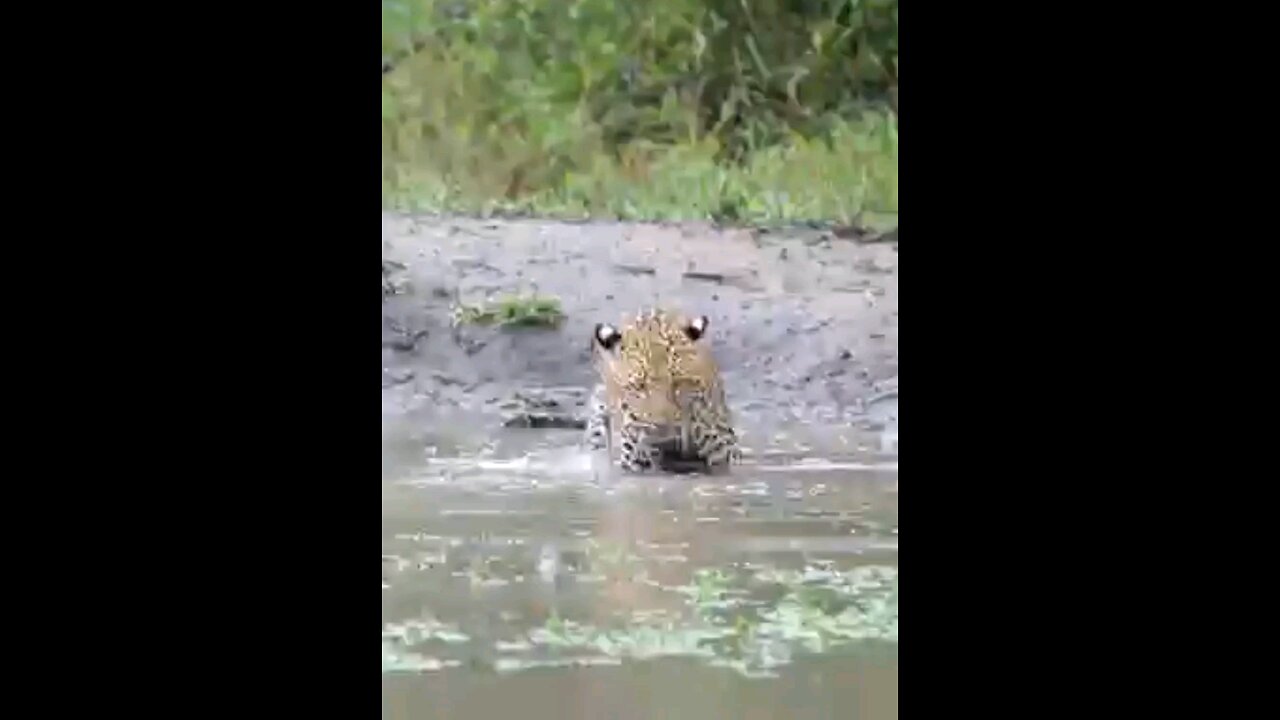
584, 308, 740, 473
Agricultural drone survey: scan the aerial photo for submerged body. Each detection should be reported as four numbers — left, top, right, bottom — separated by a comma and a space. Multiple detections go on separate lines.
584, 308, 741, 473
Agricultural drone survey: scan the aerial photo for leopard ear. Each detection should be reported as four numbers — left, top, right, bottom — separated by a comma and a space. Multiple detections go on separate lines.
685, 315, 709, 341
594, 323, 622, 350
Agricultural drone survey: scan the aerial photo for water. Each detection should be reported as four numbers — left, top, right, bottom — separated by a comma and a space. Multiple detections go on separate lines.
382, 426, 898, 720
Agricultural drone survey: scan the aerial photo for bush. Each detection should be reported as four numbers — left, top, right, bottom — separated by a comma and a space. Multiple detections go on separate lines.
382, 0, 898, 223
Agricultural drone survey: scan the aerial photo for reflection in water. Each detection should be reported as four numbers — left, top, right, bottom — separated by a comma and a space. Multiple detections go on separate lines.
382, 428, 898, 719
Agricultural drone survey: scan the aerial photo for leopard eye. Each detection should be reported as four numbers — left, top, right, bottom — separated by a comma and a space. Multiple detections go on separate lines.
684, 315, 709, 341
594, 323, 622, 350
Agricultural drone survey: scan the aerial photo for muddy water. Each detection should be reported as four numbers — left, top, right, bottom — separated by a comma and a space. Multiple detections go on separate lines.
382, 426, 898, 720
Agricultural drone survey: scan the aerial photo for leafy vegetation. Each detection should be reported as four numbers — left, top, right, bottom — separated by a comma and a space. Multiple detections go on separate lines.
451, 294, 566, 328
382, 0, 898, 224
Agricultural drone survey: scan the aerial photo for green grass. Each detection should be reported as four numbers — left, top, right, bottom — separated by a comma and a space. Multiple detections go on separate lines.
384, 114, 897, 225
382, 0, 898, 225
452, 294, 566, 329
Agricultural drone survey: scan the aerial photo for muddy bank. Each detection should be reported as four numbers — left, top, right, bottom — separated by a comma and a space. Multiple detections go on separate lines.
381, 214, 897, 455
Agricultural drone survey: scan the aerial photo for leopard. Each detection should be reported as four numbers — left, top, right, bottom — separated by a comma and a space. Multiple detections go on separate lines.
583, 308, 741, 473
